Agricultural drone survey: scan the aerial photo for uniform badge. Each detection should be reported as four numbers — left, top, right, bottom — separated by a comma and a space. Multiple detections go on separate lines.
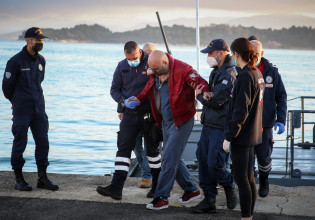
266, 76, 273, 83
38, 64, 43, 71
5, 72, 11, 79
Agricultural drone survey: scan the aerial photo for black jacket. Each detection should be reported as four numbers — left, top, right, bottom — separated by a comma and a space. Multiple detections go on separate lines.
225, 65, 265, 146
197, 55, 237, 128
260, 57, 287, 128
2, 46, 46, 115
110, 50, 151, 112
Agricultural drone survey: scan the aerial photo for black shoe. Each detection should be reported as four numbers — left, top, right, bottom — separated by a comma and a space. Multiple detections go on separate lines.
189, 193, 216, 213
37, 176, 59, 190
15, 178, 32, 191
259, 174, 269, 197
224, 185, 237, 209
147, 189, 155, 198
96, 185, 122, 200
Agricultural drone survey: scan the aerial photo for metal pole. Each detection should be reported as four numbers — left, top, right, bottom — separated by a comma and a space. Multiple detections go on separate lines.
301, 97, 304, 143
196, 0, 200, 74
156, 11, 171, 54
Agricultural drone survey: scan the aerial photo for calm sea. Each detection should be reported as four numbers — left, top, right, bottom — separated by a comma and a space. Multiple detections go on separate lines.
0, 40, 315, 176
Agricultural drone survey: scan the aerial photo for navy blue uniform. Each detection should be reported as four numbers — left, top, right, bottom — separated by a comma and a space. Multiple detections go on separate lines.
110, 51, 161, 190
255, 57, 287, 174
2, 46, 49, 170
196, 55, 237, 196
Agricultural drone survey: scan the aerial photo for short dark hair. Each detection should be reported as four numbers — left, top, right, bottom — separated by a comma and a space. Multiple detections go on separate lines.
124, 41, 139, 54
230, 38, 258, 70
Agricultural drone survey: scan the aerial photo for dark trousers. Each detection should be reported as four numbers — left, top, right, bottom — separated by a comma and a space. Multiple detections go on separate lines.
255, 128, 273, 174
111, 112, 160, 190
231, 145, 256, 218
197, 126, 234, 196
11, 114, 49, 170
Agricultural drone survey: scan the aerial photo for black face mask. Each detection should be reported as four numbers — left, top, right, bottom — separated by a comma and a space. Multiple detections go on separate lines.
32, 43, 43, 53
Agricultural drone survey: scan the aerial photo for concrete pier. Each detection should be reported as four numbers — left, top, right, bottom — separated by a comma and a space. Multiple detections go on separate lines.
0, 171, 314, 219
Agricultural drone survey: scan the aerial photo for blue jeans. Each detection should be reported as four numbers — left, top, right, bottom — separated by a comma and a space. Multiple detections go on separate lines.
155, 118, 198, 198
133, 132, 152, 180
196, 126, 234, 196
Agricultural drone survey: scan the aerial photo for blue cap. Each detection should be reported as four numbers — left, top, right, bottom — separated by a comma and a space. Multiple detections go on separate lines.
200, 39, 230, 53
24, 27, 48, 39
248, 35, 259, 41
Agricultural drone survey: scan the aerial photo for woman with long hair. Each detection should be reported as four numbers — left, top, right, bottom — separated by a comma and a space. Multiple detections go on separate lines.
223, 38, 265, 220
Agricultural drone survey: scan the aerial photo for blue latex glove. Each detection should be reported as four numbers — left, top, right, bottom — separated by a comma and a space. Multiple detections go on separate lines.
274, 122, 285, 134
124, 96, 140, 109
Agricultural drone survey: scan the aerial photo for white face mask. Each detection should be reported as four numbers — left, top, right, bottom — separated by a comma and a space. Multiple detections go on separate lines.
207, 52, 221, 68
207, 56, 218, 68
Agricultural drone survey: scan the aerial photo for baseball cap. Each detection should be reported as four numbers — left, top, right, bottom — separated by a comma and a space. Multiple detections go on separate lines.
200, 39, 230, 53
248, 35, 259, 41
24, 27, 48, 39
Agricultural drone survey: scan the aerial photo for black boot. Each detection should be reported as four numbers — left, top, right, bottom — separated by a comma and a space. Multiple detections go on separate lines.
259, 173, 269, 197
14, 169, 32, 191
224, 185, 237, 209
96, 185, 122, 200
189, 192, 216, 213
37, 166, 59, 190
147, 168, 160, 198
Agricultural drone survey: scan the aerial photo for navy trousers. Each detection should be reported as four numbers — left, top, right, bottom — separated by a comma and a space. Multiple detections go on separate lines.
111, 112, 160, 190
196, 126, 234, 196
11, 114, 50, 170
254, 128, 273, 174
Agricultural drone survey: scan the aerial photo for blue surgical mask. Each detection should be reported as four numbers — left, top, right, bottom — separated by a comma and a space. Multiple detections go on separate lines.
128, 59, 140, 68
232, 58, 237, 66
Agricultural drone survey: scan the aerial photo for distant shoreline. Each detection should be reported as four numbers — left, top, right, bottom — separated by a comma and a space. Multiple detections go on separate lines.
2, 39, 314, 51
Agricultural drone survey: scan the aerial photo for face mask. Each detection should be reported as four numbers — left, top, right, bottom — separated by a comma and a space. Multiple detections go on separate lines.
255, 58, 261, 66
32, 43, 43, 53
127, 59, 140, 68
207, 56, 218, 68
232, 58, 237, 66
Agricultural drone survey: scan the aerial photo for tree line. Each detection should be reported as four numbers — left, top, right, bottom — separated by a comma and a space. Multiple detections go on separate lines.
19, 24, 315, 49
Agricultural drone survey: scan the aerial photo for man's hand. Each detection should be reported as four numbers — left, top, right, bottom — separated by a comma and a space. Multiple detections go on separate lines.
203, 92, 214, 101
124, 96, 140, 109
274, 122, 285, 134
118, 113, 123, 120
223, 140, 231, 153
195, 84, 205, 96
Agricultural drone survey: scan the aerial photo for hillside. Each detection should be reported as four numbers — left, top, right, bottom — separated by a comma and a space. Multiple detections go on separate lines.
17, 24, 315, 49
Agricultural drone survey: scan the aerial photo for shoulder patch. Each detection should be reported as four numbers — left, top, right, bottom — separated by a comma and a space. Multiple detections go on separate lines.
5, 72, 11, 79
266, 76, 273, 83
38, 64, 43, 71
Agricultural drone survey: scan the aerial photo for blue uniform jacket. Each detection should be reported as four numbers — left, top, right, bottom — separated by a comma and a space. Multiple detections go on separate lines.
197, 55, 237, 128
110, 50, 151, 112
260, 57, 287, 128
2, 46, 46, 115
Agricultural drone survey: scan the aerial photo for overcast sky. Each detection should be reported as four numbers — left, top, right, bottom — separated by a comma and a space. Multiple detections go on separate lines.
0, 0, 314, 34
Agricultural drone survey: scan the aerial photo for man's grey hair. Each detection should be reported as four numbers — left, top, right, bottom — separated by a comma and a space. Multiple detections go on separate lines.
143, 42, 156, 52
250, 40, 263, 50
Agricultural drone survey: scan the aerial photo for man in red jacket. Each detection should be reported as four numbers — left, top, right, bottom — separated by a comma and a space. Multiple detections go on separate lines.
128, 50, 210, 210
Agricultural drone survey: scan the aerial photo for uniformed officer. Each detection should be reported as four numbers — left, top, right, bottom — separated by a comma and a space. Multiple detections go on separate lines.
2, 27, 59, 191
250, 38, 287, 198
96, 41, 161, 200
190, 39, 238, 213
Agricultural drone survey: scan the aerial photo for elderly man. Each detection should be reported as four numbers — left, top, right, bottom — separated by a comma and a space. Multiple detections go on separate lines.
129, 50, 210, 210
143, 42, 157, 55
2, 27, 59, 191
190, 39, 238, 213
250, 38, 287, 197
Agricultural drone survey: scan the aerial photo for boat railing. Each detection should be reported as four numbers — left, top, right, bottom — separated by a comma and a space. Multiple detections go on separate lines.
286, 96, 315, 178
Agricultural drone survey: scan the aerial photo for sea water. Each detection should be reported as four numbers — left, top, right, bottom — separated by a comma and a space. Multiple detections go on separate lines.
0, 40, 315, 175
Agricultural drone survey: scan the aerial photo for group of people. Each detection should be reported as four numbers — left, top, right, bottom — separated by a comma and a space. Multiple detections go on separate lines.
2, 27, 287, 220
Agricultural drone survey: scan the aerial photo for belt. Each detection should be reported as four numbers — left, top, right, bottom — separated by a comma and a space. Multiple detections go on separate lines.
124, 108, 150, 116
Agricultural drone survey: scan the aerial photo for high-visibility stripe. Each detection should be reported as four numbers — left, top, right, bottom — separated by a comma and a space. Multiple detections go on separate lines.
149, 163, 161, 168
147, 155, 161, 162
115, 157, 130, 164
258, 162, 272, 172
115, 165, 129, 172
